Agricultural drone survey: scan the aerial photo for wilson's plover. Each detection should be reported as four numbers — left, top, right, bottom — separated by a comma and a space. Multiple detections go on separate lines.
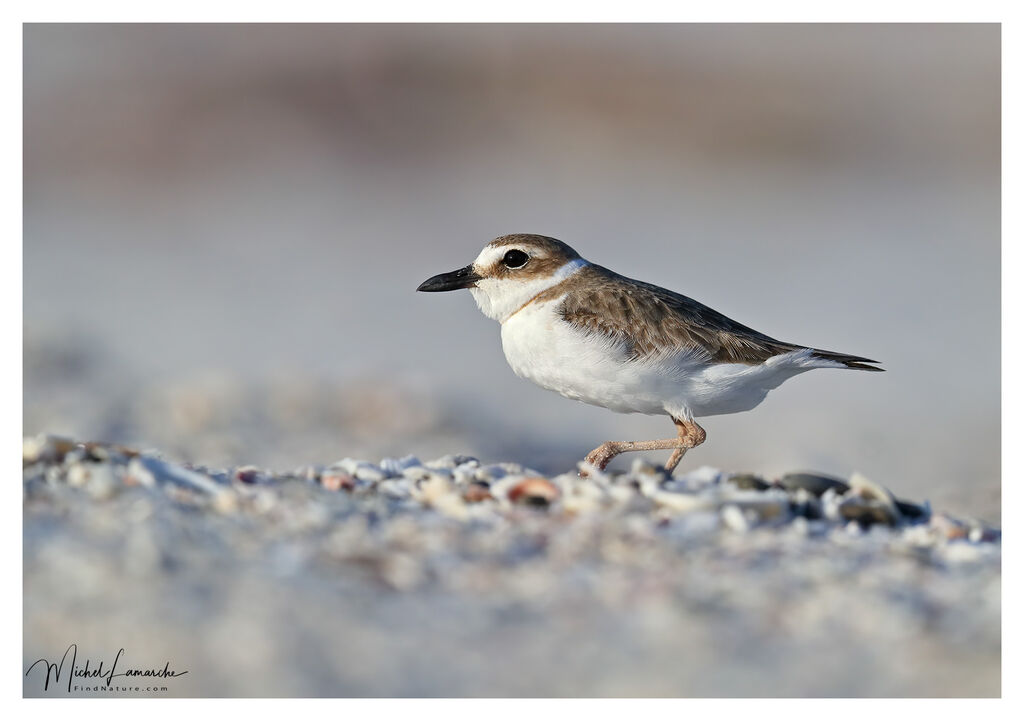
418, 234, 882, 474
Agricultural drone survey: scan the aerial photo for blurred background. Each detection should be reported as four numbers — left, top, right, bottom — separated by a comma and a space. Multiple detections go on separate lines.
23, 24, 1000, 520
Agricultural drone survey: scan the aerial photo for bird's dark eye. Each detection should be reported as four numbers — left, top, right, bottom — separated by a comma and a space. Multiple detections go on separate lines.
503, 249, 529, 269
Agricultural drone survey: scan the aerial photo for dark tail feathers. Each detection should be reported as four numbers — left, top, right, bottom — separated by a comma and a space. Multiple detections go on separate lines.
811, 349, 884, 372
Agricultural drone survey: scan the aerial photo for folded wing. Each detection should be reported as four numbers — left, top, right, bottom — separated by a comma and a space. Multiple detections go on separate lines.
558, 265, 883, 371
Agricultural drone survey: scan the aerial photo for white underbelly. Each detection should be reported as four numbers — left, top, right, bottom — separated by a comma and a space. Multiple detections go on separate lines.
499, 299, 817, 419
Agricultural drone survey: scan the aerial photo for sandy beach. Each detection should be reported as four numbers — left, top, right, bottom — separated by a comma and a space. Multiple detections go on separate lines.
23, 435, 1000, 696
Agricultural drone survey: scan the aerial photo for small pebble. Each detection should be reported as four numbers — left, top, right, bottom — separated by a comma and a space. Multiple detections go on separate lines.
233, 466, 262, 484
321, 472, 355, 492
211, 490, 239, 514
931, 513, 969, 540
728, 473, 770, 491
85, 464, 119, 500
630, 457, 663, 478
379, 458, 403, 477
652, 490, 714, 514
354, 464, 386, 483
23, 434, 76, 466
378, 479, 412, 500
778, 472, 850, 497
838, 496, 899, 527
401, 466, 433, 481
463, 483, 493, 503
721, 504, 749, 533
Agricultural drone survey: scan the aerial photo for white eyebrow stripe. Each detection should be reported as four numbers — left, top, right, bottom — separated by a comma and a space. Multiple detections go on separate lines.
473, 244, 508, 269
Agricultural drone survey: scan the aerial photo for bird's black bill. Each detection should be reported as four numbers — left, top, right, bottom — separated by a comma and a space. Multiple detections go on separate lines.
416, 265, 481, 292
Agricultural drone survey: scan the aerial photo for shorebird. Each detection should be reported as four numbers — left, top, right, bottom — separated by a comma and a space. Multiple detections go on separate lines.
417, 234, 882, 474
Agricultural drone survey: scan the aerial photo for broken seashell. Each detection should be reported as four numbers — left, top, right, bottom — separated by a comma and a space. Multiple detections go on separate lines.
462, 482, 493, 503
508, 477, 559, 507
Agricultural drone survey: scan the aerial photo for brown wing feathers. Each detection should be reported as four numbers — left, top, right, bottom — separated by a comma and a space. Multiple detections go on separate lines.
557, 265, 882, 370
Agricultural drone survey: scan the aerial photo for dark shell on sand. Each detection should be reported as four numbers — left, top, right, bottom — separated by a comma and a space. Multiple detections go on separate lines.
778, 472, 850, 497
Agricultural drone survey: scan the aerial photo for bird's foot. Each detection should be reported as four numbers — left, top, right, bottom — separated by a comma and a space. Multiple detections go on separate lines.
580, 442, 619, 477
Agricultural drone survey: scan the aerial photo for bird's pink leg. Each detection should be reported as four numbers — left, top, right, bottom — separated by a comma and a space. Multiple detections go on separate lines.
581, 418, 706, 475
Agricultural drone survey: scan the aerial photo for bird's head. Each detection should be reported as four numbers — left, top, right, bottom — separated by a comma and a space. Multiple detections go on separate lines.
417, 234, 587, 322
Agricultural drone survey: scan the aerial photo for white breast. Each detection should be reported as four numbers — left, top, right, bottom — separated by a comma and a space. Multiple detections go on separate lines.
469, 258, 588, 322
499, 298, 824, 420
500, 298, 687, 415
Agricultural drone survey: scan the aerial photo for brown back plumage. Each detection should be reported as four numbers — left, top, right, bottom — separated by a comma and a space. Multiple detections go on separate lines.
547, 264, 882, 370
